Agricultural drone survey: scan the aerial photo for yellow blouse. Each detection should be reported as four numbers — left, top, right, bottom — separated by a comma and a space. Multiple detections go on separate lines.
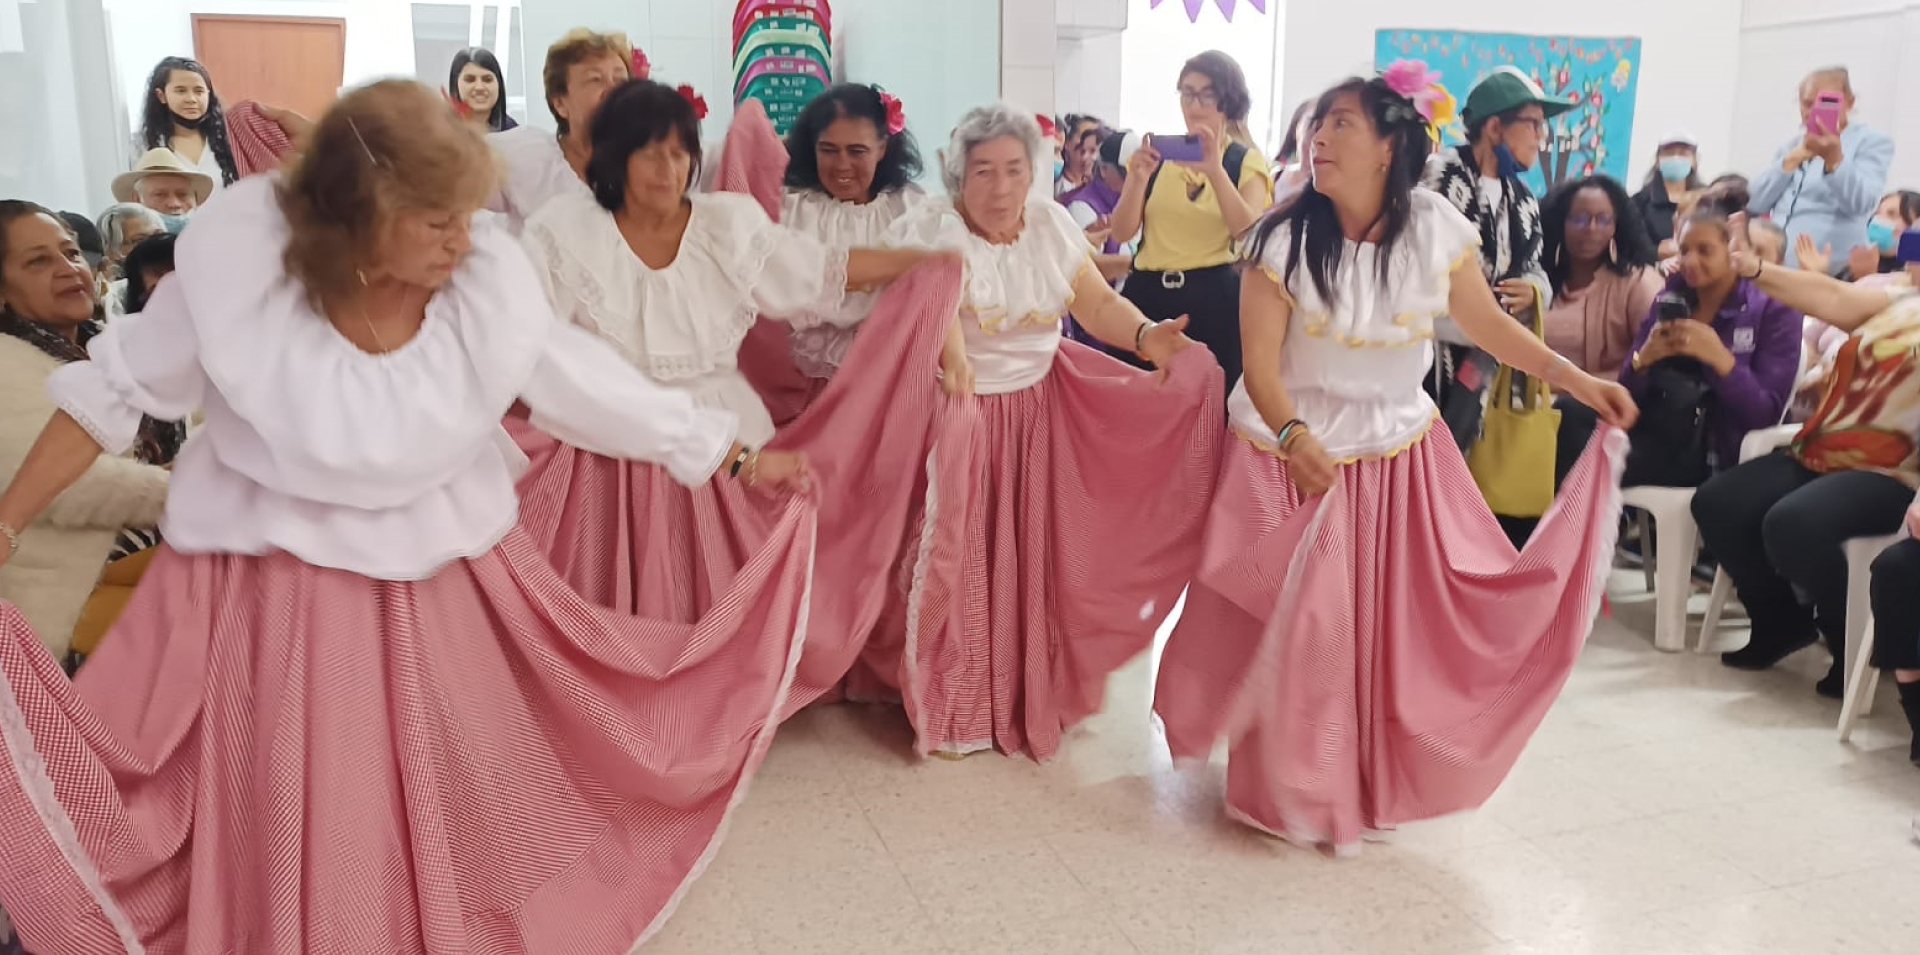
1133, 144, 1273, 273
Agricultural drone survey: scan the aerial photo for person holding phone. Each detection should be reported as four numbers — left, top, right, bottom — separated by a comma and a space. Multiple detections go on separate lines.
1747, 66, 1895, 273
1107, 50, 1274, 397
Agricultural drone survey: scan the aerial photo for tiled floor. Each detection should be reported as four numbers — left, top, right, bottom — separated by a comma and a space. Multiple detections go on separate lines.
646, 573, 1920, 954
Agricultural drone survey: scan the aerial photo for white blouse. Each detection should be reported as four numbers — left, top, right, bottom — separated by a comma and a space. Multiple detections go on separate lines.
780, 187, 924, 378
885, 197, 1091, 395
48, 177, 739, 581
522, 191, 850, 446
488, 126, 590, 234
1227, 189, 1479, 461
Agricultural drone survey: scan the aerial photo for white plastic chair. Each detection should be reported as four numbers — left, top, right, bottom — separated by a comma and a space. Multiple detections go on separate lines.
1620, 485, 1700, 652
1697, 424, 1804, 647
1838, 533, 1902, 740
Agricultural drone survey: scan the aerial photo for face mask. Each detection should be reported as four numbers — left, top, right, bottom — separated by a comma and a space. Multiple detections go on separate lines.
1868, 218, 1900, 254
1658, 156, 1694, 182
1053, 160, 1065, 180
158, 212, 192, 235
169, 109, 206, 132
1493, 143, 1525, 179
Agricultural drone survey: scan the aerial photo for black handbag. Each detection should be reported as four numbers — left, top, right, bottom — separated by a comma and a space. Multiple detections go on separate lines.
1624, 356, 1716, 487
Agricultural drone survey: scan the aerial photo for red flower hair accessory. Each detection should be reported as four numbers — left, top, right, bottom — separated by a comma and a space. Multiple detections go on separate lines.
876, 89, 906, 136
442, 87, 473, 120
1036, 114, 1059, 139
677, 84, 709, 120
630, 48, 652, 81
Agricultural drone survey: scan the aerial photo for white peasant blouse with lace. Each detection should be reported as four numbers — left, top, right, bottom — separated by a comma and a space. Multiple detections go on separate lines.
1227, 188, 1480, 462
522, 191, 851, 446
884, 197, 1093, 395
779, 187, 924, 379
46, 177, 740, 582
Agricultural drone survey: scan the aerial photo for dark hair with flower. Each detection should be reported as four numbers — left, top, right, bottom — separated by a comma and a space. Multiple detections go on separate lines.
783, 83, 926, 200
585, 80, 704, 210
1245, 65, 1443, 308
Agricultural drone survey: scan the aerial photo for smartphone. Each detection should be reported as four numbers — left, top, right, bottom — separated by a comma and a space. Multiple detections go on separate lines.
1807, 91, 1844, 136
1654, 290, 1692, 324
1151, 134, 1205, 164
1898, 229, 1920, 265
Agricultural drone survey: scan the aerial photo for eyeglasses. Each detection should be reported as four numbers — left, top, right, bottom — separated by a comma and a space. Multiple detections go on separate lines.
1567, 213, 1616, 230
1509, 117, 1547, 135
1176, 88, 1219, 108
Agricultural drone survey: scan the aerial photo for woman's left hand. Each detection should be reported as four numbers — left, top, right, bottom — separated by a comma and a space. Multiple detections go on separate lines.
1568, 374, 1639, 430
1494, 279, 1534, 314
1188, 125, 1227, 177
255, 103, 315, 147
1138, 316, 1195, 369
1662, 318, 1735, 374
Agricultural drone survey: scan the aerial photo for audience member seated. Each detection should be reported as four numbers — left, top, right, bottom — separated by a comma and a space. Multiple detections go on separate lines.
112, 148, 214, 228
1748, 66, 1896, 273
1541, 175, 1664, 487
0, 201, 172, 662
1693, 239, 1920, 696
1869, 503, 1920, 765
94, 202, 163, 278
118, 232, 177, 316
1635, 133, 1704, 256
1618, 209, 1801, 490
1750, 216, 1788, 267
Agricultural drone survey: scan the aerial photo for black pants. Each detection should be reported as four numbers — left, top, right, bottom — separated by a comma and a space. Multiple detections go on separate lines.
1870, 537, 1920, 671
1691, 453, 1911, 658
1120, 264, 1241, 399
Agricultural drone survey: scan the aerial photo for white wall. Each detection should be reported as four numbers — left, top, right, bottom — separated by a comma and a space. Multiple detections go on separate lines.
1282, 0, 1747, 187
2, 0, 126, 214
1734, 0, 1920, 191
1114, 0, 1286, 154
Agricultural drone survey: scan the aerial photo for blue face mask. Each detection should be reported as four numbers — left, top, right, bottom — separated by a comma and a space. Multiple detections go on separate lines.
157, 212, 191, 235
1053, 160, 1065, 180
1658, 156, 1694, 182
1493, 143, 1526, 179
1868, 218, 1900, 254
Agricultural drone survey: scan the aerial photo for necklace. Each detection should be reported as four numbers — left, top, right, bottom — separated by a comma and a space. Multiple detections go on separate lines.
354, 269, 402, 354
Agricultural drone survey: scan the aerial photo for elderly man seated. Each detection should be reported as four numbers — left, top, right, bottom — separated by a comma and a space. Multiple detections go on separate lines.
110, 148, 214, 225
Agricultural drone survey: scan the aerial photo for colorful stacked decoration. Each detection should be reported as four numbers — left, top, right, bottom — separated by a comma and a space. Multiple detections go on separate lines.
733, 0, 833, 135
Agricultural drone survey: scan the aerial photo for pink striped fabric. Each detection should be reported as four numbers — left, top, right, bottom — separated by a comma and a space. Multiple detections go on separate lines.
225, 101, 295, 179
717, 99, 818, 427
1154, 426, 1627, 854
0, 518, 815, 954
876, 342, 1224, 760
511, 258, 963, 715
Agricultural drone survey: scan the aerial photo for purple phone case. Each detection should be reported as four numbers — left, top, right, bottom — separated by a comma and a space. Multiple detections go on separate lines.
1153, 134, 1204, 163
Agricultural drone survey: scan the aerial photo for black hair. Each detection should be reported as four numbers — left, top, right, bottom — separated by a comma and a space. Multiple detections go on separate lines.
449, 47, 513, 132
1246, 76, 1431, 306
121, 232, 178, 315
1275, 99, 1314, 166
782, 84, 925, 199
1880, 189, 1920, 226
1695, 180, 1751, 219
584, 80, 703, 212
1540, 175, 1658, 296
140, 57, 238, 186
56, 211, 104, 264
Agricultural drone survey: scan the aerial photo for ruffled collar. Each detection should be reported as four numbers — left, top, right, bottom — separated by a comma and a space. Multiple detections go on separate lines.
887, 197, 1083, 335
782, 187, 921, 242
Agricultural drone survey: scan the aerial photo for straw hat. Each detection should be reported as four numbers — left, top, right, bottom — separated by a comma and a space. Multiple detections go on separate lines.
112, 149, 216, 204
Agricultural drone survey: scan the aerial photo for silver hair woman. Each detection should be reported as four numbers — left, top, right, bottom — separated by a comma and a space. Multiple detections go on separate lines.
846, 101, 1225, 762
93, 203, 165, 277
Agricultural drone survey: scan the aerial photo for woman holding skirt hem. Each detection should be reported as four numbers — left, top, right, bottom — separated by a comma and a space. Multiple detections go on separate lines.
510, 82, 960, 715
1153, 67, 1638, 854
0, 82, 813, 954
856, 104, 1225, 761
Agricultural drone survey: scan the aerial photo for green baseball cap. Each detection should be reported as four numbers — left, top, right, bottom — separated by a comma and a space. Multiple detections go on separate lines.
1460, 67, 1574, 129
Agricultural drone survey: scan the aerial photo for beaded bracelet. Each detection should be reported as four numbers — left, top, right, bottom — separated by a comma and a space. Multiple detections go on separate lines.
728, 447, 752, 478
1275, 419, 1307, 451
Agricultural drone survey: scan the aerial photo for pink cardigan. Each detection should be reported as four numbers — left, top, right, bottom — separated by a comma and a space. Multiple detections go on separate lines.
1543, 266, 1661, 379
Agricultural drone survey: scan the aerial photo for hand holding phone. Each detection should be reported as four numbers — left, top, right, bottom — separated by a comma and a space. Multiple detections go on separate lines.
1151, 134, 1206, 164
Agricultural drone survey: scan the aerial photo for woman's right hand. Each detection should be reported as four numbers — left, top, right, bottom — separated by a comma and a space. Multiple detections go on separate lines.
747, 449, 811, 494
1283, 431, 1339, 498
939, 349, 975, 398
1128, 139, 1163, 179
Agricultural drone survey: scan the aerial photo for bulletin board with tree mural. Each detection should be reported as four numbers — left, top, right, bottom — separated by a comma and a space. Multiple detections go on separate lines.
1374, 29, 1641, 197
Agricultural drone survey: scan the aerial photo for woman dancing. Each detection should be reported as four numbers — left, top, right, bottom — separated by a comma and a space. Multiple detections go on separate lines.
0, 80, 813, 953
513, 80, 960, 712
869, 104, 1225, 761
1154, 66, 1637, 854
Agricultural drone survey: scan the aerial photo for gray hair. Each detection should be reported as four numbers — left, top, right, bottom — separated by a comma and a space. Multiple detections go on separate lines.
942, 103, 1045, 195
95, 203, 163, 260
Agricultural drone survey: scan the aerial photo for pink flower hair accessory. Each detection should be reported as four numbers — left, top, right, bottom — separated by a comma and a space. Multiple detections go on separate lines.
1381, 58, 1444, 123
875, 88, 906, 136
677, 84, 709, 120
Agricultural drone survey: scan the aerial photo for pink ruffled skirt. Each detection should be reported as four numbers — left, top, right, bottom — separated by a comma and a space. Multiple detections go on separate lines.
870, 342, 1224, 760
0, 520, 814, 954
512, 262, 963, 714
1154, 424, 1626, 853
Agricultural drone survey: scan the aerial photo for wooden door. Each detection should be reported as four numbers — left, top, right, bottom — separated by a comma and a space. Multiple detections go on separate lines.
192, 15, 346, 120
